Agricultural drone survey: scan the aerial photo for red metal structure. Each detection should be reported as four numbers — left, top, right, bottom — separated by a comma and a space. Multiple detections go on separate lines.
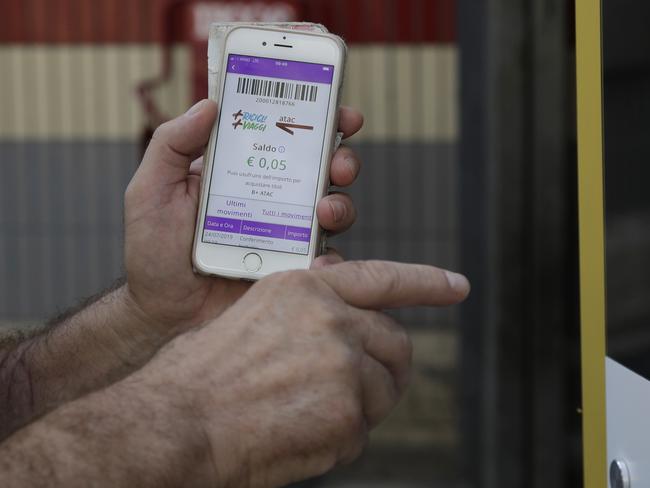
0, 0, 455, 130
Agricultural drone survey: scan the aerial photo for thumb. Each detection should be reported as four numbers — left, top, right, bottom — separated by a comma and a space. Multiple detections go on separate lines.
137, 99, 217, 187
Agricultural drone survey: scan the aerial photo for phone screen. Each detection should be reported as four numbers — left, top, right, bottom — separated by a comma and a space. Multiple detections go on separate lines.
202, 53, 335, 255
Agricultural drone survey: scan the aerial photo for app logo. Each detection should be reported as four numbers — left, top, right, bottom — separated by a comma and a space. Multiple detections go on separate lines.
276, 115, 313, 135
232, 109, 243, 129
232, 110, 268, 132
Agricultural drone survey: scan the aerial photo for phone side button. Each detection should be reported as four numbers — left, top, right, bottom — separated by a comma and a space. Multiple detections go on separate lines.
319, 234, 328, 256
243, 252, 263, 272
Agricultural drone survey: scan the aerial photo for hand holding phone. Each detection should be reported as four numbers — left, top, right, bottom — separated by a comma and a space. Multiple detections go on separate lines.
193, 27, 347, 279
124, 102, 362, 332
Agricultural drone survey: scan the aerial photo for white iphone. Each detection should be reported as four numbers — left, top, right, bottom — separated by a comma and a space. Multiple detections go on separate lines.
193, 26, 346, 280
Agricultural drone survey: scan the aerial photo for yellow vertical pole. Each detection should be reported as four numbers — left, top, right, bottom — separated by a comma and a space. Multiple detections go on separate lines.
575, 1, 607, 487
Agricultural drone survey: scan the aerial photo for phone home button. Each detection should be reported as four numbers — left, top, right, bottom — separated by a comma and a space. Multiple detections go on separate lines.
243, 252, 262, 272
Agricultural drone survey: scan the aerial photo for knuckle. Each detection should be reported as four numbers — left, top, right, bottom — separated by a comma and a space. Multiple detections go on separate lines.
381, 264, 404, 296
334, 395, 365, 435
396, 327, 413, 363
313, 386, 363, 439
325, 346, 354, 378
269, 270, 341, 309
342, 260, 368, 280
321, 341, 356, 377
124, 182, 135, 204
358, 260, 402, 297
266, 269, 318, 290
393, 326, 414, 391
151, 120, 171, 143
319, 303, 347, 329
340, 431, 368, 466
123, 180, 144, 210
312, 453, 338, 479
150, 122, 187, 162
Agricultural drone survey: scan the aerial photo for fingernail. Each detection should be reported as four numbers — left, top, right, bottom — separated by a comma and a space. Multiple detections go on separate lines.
444, 271, 470, 295
185, 100, 205, 117
329, 200, 347, 223
321, 254, 343, 266
344, 156, 358, 179
311, 252, 343, 269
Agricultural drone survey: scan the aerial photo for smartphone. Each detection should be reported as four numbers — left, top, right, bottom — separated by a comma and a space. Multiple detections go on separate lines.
193, 27, 346, 280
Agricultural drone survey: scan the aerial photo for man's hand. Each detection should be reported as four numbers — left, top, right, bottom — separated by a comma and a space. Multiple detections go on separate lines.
0, 261, 469, 488
124, 99, 364, 331
0, 99, 364, 440
138, 260, 470, 487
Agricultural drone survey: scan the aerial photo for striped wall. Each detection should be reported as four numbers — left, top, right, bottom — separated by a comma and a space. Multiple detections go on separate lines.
0, 45, 457, 141
0, 0, 460, 477
0, 45, 191, 139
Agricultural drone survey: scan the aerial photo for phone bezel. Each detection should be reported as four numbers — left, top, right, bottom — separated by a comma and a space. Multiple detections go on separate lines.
192, 27, 345, 280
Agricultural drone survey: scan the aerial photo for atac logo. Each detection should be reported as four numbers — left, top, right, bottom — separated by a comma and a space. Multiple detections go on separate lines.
232, 110, 268, 132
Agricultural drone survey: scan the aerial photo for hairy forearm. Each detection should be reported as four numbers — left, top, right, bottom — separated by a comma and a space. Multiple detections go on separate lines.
0, 374, 212, 487
0, 283, 174, 440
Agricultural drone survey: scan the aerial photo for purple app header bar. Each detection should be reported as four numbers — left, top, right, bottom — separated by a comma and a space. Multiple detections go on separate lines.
241, 220, 286, 239
227, 54, 334, 85
205, 216, 311, 243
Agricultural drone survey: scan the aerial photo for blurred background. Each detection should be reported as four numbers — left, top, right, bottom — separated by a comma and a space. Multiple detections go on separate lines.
603, 1, 650, 382
0, 0, 589, 487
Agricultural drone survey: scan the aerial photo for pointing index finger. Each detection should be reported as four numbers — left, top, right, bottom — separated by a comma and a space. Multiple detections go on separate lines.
315, 260, 470, 309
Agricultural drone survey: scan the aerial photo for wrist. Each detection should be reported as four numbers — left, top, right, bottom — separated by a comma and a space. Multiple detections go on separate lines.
129, 349, 236, 487
116, 284, 181, 342
143, 331, 250, 487
84, 369, 220, 487
122, 278, 207, 332
92, 285, 180, 372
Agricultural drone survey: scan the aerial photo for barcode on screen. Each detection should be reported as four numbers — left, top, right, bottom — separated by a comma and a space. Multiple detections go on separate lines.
236, 77, 318, 102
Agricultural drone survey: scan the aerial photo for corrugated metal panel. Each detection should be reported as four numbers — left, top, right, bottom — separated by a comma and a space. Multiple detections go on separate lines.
0, 44, 456, 142
0, 141, 138, 316
0, 45, 191, 139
